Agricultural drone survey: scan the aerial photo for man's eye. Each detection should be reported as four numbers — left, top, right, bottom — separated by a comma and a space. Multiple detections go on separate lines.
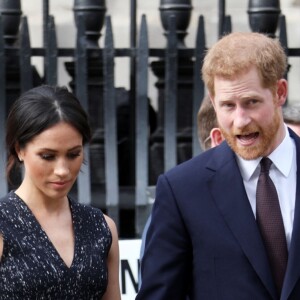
222, 103, 234, 109
249, 99, 259, 105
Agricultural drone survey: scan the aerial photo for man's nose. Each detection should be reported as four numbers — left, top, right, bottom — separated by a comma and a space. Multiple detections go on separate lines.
233, 107, 251, 129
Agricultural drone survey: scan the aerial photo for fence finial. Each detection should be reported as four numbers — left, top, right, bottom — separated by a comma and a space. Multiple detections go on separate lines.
159, 0, 192, 48
0, 0, 22, 46
73, 0, 107, 48
248, 0, 281, 38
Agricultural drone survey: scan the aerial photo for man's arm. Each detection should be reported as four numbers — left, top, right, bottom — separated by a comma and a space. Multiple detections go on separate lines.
136, 174, 192, 299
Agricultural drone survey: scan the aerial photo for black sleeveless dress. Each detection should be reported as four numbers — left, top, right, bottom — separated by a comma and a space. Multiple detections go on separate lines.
0, 191, 112, 299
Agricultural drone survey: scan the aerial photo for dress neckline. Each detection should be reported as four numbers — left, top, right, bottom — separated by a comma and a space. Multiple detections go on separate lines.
12, 191, 77, 270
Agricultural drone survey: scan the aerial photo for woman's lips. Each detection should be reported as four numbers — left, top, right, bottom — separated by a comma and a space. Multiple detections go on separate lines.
50, 180, 72, 189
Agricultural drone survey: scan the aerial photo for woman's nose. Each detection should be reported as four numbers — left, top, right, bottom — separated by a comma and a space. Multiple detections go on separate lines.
54, 159, 70, 177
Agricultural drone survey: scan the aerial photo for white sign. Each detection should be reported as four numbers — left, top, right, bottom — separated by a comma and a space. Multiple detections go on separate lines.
119, 239, 141, 300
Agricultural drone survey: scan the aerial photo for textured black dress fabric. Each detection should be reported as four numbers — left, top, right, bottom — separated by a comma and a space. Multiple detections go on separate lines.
0, 191, 112, 299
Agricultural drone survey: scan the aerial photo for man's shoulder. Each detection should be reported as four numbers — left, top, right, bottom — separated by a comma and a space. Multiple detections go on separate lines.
163, 146, 219, 182
168, 142, 228, 172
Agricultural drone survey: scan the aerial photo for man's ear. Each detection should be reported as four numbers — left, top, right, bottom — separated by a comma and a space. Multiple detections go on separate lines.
210, 128, 223, 148
276, 79, 288, 106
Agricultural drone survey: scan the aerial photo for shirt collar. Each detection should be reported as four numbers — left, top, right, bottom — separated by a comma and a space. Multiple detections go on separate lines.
236, 125, 294, 181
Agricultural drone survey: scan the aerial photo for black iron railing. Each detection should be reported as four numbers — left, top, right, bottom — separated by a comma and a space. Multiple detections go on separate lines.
0, 0, 299, 238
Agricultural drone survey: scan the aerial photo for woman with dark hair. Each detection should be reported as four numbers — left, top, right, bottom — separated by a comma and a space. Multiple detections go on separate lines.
0, 85, 121, 299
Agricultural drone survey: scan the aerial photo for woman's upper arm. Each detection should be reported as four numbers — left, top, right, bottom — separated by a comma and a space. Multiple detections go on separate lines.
102, 215, 121, 300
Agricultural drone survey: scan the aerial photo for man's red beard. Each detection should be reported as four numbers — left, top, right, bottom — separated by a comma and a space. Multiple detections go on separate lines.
220, 109, 281, 160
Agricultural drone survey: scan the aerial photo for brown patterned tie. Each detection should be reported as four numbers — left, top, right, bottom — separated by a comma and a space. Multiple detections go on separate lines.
256, 157, 288, 295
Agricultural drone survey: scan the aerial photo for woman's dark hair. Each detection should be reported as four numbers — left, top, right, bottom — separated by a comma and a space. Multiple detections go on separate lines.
6, 85, 91, 181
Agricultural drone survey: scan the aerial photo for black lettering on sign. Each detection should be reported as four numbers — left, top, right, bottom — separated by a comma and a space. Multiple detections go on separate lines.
121, 259, 141, 294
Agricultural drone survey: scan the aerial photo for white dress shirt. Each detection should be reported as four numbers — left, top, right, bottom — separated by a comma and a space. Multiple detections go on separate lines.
236, 125, 297, 249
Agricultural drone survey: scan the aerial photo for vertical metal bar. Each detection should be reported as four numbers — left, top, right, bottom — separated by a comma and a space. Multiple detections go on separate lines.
19, 16, 33, 93
164, 15, 177, 172
279, 15, 288, 50
103, 16, 119, 227
75, 15, 92, 205
45, 15, 57, 85
129, 0, 137, 185
135, 14, 149, 236
278, 15, 288, 104
192, 15, 206, 156
219, 0, 226, 38
43, 0, 49, 47
223, 15, 232, 35
0, 15, 8, 197
43, 0, 49, 77
130, 0, 137, 88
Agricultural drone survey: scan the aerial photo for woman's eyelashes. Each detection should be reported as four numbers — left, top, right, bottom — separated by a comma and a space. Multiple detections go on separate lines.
39, 152, 82, 161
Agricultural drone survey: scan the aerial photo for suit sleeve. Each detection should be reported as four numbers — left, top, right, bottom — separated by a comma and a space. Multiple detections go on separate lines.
136, 174, 192, 299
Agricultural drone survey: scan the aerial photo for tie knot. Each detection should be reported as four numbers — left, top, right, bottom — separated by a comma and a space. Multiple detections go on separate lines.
260, 157, 272, 173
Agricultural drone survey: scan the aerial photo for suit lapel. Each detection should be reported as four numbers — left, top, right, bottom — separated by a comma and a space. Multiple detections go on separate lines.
208, 143, 277, 299
281, 129, 300, 300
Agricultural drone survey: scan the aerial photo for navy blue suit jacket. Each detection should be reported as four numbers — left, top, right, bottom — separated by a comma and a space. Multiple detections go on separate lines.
137, 129, 300, 300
